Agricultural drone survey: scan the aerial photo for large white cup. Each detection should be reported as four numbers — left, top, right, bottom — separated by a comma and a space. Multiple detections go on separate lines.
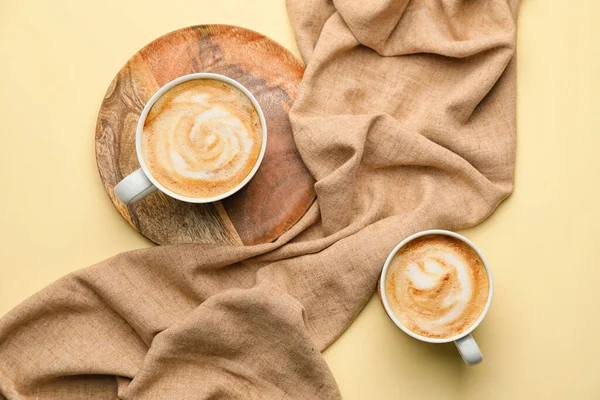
379, 229, 493, 365
114, 73, 268, 205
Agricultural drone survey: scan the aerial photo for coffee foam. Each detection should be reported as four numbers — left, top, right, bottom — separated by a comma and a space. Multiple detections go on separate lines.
142, 79, 263, 198
385, 235, 489, 339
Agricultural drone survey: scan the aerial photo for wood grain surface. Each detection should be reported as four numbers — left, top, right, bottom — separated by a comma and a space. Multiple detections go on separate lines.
95, 25, 315, 246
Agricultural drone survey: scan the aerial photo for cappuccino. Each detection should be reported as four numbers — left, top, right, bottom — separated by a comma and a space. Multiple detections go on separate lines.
385, 235, 489, 339
141, 79, 263, 199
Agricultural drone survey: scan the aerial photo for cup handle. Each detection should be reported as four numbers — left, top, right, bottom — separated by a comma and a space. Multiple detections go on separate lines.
114, 168, 157, 205
454, 334, 483, 365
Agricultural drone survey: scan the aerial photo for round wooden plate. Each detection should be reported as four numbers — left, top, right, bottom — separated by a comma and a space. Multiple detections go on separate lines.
95, 25, 315, 245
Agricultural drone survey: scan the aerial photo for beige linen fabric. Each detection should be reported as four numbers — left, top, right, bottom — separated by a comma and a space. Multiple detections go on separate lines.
0, 0, 518, 398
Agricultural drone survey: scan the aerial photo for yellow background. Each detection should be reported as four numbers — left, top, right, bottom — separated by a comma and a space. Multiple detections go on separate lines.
1, 0, 599, 398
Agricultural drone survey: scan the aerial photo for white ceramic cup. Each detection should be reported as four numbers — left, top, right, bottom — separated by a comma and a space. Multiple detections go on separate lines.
114, 73, 268, 205
379, 229, 493, 365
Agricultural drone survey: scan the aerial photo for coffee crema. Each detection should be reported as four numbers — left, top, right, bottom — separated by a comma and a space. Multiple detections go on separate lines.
141, 79, 263, 199
385, 235, 489, 339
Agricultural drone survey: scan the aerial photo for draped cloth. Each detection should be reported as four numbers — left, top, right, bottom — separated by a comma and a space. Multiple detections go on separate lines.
0, 1, 518, 398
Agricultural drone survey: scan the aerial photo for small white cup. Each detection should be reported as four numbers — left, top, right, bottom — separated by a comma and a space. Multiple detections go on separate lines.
379, 229, 493, 365
114, 73, 268, 205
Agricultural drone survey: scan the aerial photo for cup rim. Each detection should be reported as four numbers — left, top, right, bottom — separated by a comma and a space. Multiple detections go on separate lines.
134, 72, 268, 203
379, 229, 494, 344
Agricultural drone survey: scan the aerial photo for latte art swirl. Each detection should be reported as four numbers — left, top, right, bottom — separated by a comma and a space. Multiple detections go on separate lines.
385, 236, 489, 339
142, 79, 263, 198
